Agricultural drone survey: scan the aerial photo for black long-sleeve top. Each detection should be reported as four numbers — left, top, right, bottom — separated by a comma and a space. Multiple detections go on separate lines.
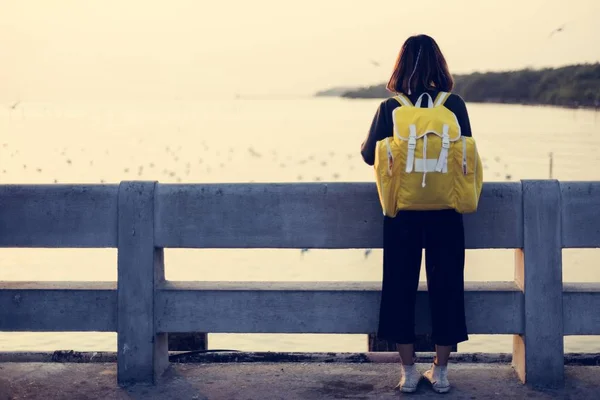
361, 90, 472, 166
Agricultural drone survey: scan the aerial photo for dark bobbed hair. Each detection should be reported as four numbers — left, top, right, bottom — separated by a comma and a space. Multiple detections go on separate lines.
386, 34, 454, 95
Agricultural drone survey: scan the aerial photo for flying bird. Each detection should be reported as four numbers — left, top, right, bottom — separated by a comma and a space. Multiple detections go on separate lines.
9, 101, 20, 110
248, 148, 262, 158
549, 24, 566, 38
370, 60, 381, 67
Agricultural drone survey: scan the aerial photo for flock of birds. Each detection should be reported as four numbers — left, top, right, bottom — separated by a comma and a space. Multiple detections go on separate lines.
1, 139, 513, 185
0, 139, 361, 184
153, 144, 356, 184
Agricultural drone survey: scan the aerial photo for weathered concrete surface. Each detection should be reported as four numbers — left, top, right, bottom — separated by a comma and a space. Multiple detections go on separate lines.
514, 180, 564, 387
563, 283, 600, 334
560, 181, 600, 247
0, 362, 599, 399
156, 281, 523, 335
154, 182, 522, 249
0, 184, 118, 248
0, 281, 117, 332
117, 181, 168, 385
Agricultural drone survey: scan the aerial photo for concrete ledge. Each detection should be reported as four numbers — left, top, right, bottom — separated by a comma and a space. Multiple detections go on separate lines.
156, 281, 523, 334
564, 283, 600, 334
1, 351, 598, 365
0, 282, 117, 331
167, 351, 515, 365
561, 182, 600, 247
154, 182, 523, 249
0, 350, 118, 363
0, 184, 118, 248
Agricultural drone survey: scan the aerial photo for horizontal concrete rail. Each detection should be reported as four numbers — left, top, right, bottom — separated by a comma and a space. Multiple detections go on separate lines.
4, 280, 597, 337
0, 282, 117, 331
0, 185, 118, 248
560, 182, 600, 248
154, 183, 524, 249
155, 281, 523, 334
1, 181, 597, 249
563, 283, 600, 335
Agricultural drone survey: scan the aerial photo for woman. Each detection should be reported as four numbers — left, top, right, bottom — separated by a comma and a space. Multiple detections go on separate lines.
360, 34, 472, 394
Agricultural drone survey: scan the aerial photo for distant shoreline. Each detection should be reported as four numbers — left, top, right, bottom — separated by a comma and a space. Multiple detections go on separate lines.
316, 63, 600, 110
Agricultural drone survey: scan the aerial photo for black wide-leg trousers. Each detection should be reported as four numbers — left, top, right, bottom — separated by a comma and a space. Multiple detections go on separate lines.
377, 210, 469, 346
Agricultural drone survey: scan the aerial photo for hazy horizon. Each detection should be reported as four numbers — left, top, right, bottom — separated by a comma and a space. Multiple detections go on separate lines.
2, 0, 600, 102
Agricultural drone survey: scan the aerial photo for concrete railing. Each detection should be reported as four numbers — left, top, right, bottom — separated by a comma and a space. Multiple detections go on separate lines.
0, 181, 599, 388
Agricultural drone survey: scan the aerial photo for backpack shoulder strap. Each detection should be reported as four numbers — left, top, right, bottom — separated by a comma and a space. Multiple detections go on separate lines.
393, 94, 413, 107
434, 91, 450, 107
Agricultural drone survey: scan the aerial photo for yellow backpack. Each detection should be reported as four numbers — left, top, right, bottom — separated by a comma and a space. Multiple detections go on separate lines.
374, 92, 483, 217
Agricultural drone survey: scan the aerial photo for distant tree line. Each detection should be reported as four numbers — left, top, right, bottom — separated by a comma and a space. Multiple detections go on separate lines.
336, 64, 600, 108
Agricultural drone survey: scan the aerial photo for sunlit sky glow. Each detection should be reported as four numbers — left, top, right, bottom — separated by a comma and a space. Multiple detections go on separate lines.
1, 0, 599, 101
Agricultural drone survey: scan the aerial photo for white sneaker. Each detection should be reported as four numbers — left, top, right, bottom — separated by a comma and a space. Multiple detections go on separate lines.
423, 363, 450, 393
395, 364, 421, 393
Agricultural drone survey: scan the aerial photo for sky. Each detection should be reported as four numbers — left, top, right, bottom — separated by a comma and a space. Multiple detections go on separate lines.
1, 0, 599, 101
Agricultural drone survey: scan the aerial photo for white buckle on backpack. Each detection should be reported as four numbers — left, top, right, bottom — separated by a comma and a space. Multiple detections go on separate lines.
441, 137, 450, 149
406, 125, 417, 173
408, 137, 417, 149
435, 125, 450, 173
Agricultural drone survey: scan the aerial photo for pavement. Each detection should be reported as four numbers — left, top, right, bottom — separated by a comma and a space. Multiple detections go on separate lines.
0, 362, 599, 399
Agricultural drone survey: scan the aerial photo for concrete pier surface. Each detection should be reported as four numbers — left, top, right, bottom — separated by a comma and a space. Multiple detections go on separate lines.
0, 362, 599, 399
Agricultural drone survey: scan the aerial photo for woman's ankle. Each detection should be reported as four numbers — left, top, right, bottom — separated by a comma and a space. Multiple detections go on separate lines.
433, 357, 448, 367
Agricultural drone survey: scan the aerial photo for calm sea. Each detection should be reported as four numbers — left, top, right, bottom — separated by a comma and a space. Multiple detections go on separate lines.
1, 98, 599, 353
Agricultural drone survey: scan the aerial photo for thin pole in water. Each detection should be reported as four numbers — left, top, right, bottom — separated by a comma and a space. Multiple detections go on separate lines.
549, 152, 553, 179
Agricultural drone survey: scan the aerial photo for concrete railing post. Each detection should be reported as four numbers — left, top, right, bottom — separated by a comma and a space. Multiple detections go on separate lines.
513, 180, 564, 387
117, 181, 168, 385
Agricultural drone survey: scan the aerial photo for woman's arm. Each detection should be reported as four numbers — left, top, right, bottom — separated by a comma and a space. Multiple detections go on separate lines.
360, 100, 395, 166
446, 94, 472, 137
